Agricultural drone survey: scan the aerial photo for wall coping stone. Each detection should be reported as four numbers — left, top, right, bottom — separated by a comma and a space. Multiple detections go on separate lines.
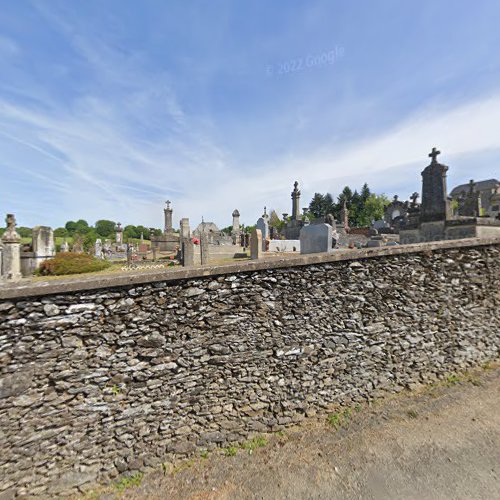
1, 237, 499, 300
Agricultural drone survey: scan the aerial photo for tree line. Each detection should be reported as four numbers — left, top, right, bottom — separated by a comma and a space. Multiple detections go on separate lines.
265, 183, 389, 231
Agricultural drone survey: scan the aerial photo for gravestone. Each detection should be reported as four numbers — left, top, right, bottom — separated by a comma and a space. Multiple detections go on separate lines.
181, 237, 194, 267
250, 228, 262, 260
72, 234, 84, 253
200, 233, 209, 265
1, 214, 22, 281
95, 239, 103, 259
180, 218, 191, 239
420, 147, 452, 222
60, 239, 70, 252
461, 180, 481, 217
116, 222, 124, 245
256, 217, 268, 251
32, 226, 55, 264
300, 223, 332, 254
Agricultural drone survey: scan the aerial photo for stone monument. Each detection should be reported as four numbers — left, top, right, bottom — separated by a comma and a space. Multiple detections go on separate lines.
151, 201, 180, 251
115, 222, 124, 245
250, 228, 262, 260
200, 232, 209, 265
1, 214, 22, 281
400, 148, 500, 244
256, 208, 269, 251
231, 209, 241, 244
300, 223, 332, 255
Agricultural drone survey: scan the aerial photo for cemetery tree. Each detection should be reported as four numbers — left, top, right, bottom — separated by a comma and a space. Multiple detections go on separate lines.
66, 219, 91, 235
309, 193, 326, 218
95, 219, 116, 238
268, 209, 285, 231
82, 229, 98, 251
136, 225, 150, 239
360, 183, 371, 203
17, 227, 32, 238
54, 227, 68, 238
124, 225, 139, 240
358, 193, 390, 226
65, 221, 77, 235
323, 193, 336, 217
221, 225, 233, 235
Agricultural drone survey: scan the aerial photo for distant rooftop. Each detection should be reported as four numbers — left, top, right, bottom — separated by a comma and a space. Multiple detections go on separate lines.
450, 179, 499, 196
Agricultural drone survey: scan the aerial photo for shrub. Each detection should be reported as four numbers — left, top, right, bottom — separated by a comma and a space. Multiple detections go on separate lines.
37, 252, 111, 276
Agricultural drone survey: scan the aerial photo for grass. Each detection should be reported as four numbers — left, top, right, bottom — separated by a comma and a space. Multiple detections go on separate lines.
241, 435, 268, 453
327, 407, 352, 430
407, 409, 418, 419
222, 446, 238, 457
114, 472, 143, 493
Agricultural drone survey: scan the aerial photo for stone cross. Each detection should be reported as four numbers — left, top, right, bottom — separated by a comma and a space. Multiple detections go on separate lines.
410, 192, 419, 206
428, 147, 441, 163
166, 200, 171, 209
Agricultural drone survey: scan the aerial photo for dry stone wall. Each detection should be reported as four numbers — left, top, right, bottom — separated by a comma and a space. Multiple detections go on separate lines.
1, 241, 499, 497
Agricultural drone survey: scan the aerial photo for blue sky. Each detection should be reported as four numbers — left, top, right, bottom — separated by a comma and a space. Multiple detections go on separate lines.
1, 0, 500, 229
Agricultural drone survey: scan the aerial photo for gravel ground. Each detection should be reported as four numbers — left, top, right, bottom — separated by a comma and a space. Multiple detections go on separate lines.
118, 367, 500, 500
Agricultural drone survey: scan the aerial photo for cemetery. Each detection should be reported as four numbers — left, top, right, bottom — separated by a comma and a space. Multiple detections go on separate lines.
0, 147, 499, 497
1, 147, 500, 284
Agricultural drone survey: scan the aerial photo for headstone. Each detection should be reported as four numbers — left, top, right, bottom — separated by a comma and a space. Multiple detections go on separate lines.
200, 232, 209, 265
138, 243, 149, 253
1, 214, 22, 281
181, 237, 194, 267
250, 228, 262, 260
461, 180, 481, 217
180, 218, 190, 239
116, 222, 123, 245
126, 244, 133, 265
95, 238, 103, 259
256, 217, 269, 251
61, 239, 70, 252
164, 200, 173, 233
420, 147, 452, 222
231, 209, 241, 244
32, 226, 55, 264
300, 223, 332, 254
72, 234, 84, 253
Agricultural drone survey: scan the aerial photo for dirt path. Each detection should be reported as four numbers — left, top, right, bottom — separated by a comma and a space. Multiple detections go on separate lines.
127, 368, 500, 500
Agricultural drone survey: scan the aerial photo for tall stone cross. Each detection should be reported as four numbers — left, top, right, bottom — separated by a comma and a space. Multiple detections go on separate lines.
410, 192, 419, 206
166, 200, 171, 209
428, 147, 441, 163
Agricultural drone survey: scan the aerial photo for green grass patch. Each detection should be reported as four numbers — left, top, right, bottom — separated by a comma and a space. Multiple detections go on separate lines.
327, 407, 352, 430
222, 446, 238, 457
407, 409, 418, 419
241, 435, 267, 452
114, 472, 143, 492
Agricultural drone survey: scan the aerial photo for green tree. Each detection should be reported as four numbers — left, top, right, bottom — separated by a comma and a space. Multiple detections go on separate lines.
95, 220, 116, 238
360, 183, 371, 203
17, 226, 32, 238
82, 229, 98, 251
309, 193, 326, 218
268, 209, 285, 232
124, 225, 139, 240
54, 227, 68, 238
357, 194, 390, 226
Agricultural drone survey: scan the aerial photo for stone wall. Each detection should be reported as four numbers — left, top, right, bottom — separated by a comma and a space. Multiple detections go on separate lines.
1, 239, 499, 497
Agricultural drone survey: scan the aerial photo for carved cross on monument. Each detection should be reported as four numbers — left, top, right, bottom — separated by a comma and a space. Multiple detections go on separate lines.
468, 179, 475, 194
410, 192, 419, 206
428, 147, 441, 163
165, 200, 171, 209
